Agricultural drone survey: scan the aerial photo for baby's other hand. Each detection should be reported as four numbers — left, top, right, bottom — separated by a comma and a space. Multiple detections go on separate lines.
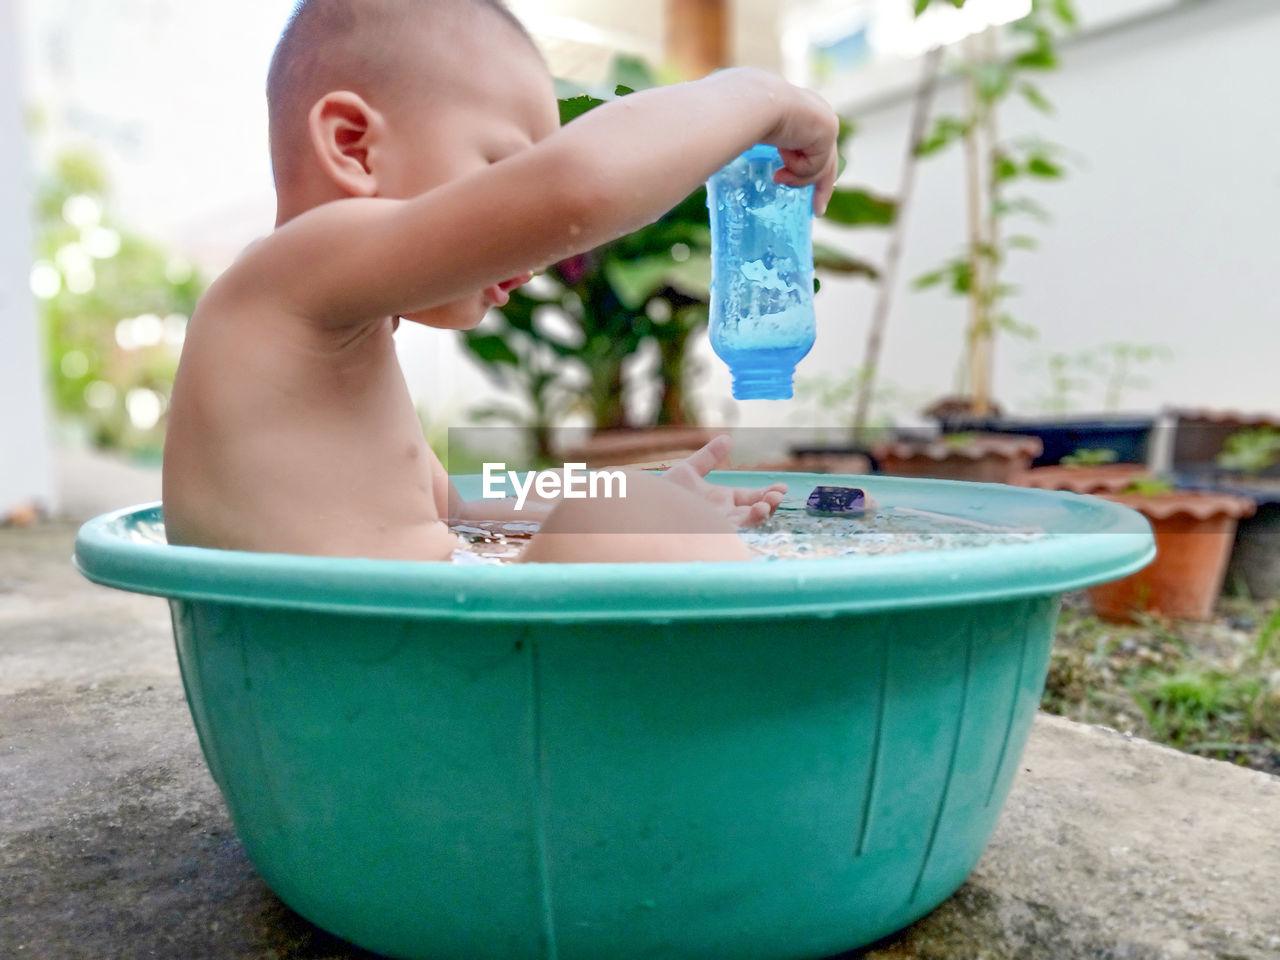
662, 435, 786, 528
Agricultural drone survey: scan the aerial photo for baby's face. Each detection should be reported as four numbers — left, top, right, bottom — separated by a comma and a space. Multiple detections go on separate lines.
380, 25, 561, 331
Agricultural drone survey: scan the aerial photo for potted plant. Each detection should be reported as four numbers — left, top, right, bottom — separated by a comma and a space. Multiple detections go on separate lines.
459, 57, 891, 468
839, 1, 1094, 481
907, 6, 1173, 469
905, 0, 1078, 424
940, 342, 1170, 466
1086, 477, 1256, 623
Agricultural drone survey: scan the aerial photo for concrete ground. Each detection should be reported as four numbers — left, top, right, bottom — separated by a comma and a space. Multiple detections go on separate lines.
2, 448, 1279, 959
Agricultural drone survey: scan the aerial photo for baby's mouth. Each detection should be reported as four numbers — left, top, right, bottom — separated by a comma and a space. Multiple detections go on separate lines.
484, 272, 533, 308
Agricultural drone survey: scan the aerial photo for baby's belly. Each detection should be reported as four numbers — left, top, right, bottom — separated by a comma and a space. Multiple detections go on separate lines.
164, 441, 453, 561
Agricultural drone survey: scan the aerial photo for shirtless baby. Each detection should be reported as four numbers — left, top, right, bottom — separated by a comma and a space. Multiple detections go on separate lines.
161, 0, 840, 563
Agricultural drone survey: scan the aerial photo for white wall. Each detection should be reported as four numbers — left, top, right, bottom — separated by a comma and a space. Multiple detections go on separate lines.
791, 0, 1279, 427
423, 0, 1280, 438
1, 0, 56, 517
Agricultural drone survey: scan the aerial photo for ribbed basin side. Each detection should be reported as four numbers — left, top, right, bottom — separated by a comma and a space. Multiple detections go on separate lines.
172, 601, 553, 960
172, 595, 1057, 960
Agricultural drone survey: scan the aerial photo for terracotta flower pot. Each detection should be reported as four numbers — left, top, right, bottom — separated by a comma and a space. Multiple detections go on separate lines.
1086, 491, 1256, 622
557, 427, 719, 469
1175, 473, 1280, 600
1013, 463, 1152, 495
873, 433, 1043, 485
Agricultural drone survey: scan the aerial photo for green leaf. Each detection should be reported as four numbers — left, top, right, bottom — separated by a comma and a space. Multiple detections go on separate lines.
1062, 448, 1119, 467
1007, 234, 1039, 251
607, 54, 658, 92
603, 252, 711, 309
604, 255, 671, 309
838, 116, 857, 148
1052, 0, 1079, 29
913, 267, 948, 290
995, 196, 1052, 223
913, 0, 930, 15
994, 154, 1020, 182
1014, 41, 1059, 71
1027, 155, 1065, 178
608, 215, 711, 261
976, 241, 1001, 263
821, 188, 897, 227
836, 115, 857, 178
916, 257, 971, 295
664, 254, 712, 298
975, 63, 1011, 104
916, 116, 969, 157
813, 277, 822, 294
812, 242, 880, 279
1018, 81, 1054, 114
614, 84, 635, 97
558, 94, 605, 126
463, 334, 520, 367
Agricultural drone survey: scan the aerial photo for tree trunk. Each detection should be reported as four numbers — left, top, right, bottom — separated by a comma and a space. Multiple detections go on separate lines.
590, 356, 628, 432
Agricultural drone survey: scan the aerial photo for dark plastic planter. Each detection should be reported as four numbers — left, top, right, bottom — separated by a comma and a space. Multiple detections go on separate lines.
936, 415, 1155, 467
1170, 411, 1280, 478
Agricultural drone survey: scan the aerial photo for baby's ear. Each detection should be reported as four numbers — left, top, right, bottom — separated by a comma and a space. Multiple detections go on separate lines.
307, 91, 384, 198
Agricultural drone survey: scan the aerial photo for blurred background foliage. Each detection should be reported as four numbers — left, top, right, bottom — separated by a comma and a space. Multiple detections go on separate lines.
460, 56, 894, 455
34, 147, 204, 459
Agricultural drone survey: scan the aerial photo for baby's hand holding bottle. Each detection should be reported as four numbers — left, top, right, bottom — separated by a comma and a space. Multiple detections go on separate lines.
760, 83, 840, 215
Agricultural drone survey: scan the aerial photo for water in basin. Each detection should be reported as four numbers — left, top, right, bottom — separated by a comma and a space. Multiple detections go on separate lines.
449, 489, 1046, 564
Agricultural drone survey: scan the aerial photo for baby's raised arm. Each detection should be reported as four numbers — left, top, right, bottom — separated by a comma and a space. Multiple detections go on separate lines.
225, 68, 839, 328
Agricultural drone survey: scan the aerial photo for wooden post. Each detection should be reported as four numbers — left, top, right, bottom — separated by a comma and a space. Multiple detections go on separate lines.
666, 0, 729, 79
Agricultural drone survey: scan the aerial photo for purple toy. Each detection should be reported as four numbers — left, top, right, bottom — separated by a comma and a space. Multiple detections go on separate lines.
805, 485, 870, 518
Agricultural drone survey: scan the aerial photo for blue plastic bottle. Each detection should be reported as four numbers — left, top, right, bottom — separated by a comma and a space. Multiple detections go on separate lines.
706, 144, 816, 400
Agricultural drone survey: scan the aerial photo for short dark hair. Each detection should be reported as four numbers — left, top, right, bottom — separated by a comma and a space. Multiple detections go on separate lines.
266, 0, 533, 185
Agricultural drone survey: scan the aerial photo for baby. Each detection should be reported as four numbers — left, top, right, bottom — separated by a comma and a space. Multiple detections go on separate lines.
161, 0, 840, 563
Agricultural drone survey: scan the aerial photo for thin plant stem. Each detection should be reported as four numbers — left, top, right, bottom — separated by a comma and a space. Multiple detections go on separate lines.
851, 45, 943, 443
980, 26, 1001, 415
962, 32, 989, 415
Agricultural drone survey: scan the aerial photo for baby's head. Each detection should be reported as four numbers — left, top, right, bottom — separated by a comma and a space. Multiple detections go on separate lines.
266, 0, 559, 327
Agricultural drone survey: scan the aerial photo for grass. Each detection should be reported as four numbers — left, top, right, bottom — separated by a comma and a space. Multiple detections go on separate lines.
1042, 596, 1280, 774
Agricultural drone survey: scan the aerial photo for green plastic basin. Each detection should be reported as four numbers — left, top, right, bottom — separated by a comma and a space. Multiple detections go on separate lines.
74, 472, 1152, 960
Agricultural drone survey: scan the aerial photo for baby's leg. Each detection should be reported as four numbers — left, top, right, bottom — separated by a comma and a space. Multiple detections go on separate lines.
519, 469, 751, 563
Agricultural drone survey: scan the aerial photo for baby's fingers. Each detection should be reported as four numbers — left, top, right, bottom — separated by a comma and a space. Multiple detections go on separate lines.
776, 146, 827, 181
814, 150, 838, 216
731, 482, 787, 507
774, 148, 839, 215
738, 500, 775, 529
671, 434, 733, 479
